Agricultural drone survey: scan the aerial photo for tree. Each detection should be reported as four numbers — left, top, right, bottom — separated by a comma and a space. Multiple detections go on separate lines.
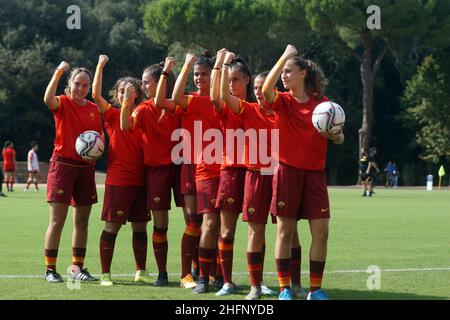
300, 0, 449, 154
402, 54, 450, 164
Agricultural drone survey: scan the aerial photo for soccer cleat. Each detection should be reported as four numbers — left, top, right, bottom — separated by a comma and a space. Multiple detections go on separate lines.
100, 273, 113, 286
45, 269, 63, 283
292, 284, 308, 300
134, 270, 152, 284
307, 288, 330, 300
193, 278, 209, 294
180, 274, 197, 289
209, 275, 224, 289
70, 268, 98, 281
279, 288, 294, 300
260, 283, 277, 296
154, 271, 169, 287
215, 283, 236, 296
245, 286, 262, 300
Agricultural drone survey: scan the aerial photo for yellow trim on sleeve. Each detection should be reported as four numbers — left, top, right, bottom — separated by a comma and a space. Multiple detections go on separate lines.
238, 99, 245, 115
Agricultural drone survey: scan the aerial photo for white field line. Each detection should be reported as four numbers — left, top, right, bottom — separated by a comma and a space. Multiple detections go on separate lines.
1, 267, 450, 279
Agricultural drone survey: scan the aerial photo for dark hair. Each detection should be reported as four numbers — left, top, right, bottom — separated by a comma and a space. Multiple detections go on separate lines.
64, 67, 93, 95
289, 57, 328, 98
3, 141, 13, 149
195, 51, 215, 71
109, 77, 145, 108
30, 141, 38, 148
256, 71, 283, 92
230, 56, 256, 103
142, 62, 175, 98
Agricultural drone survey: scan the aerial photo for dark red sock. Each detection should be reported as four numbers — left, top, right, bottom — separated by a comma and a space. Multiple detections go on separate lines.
291, 246, 302, 286
198, 247, 215, 278
276, 258, 291, 291
45, 249, 58, 272
247, 251, 263, 287
218, 236, 234, 284
181, 223, 201, 278
72, 247, 86, 272
152, 227, 168, 273
99, 231, 117, 274
310, 260, 326, 292
132, 231, 148, 271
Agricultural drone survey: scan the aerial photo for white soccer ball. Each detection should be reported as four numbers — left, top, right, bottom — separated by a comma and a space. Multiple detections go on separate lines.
75, 130, 105, 161
312, 101, 345, 134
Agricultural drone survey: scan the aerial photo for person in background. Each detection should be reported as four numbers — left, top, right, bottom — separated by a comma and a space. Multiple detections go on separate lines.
25, 141, 40, 192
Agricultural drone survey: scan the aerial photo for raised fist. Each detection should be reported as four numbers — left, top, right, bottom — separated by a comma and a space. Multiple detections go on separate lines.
164, 57, 176, 72
98, 55, 109, 67
124, 82, 136, 101
283, 44, 298, 60
57, 61, 70, 73
185, 53, 197, 66
224, 51, 235, 65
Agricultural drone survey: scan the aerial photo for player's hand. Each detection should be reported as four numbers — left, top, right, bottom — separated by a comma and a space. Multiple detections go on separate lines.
163, 57, 176, 73
282, 44, 298, 60
98, 54, 109, 67
320, 128, 344, 143
224, 51, 235, 65
214, 48, 228, 67
185, 53, 197, 67
57, 61, 70, 73
124, 82, 136, 102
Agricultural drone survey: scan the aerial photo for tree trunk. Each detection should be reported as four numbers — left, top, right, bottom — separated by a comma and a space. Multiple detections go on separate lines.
359, 34, 374, 155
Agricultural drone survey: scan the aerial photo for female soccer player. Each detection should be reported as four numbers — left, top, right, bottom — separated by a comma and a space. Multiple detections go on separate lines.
2, 141, 16, 192
121, 59, 184, 287
220, 52, 304, 299
43, 61, 102, 283
25, 141, 40, 192
263, 45, 344, 300
210, 51, 256, 296
92, 54, 150, 286
154, 52, 218, 289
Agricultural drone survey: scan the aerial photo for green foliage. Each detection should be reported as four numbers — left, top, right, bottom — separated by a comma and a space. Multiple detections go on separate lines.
402, 55, 450, 163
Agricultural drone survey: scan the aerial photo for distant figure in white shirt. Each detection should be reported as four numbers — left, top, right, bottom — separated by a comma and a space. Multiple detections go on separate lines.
25, 141, 40, 191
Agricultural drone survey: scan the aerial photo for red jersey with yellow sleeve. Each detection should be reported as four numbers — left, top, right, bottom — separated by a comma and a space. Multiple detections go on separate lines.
238, 100, 276, 171
270, 91, 328, 170
132, 99, 181, 167
216, 105, 246, 169
52, 95, 103, 163
103, 106, 145, 186
2, 147, 16, 171
184, 95, 222, 182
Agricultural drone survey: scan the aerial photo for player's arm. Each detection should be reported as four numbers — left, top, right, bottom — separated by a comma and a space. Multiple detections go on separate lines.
155, 57, 177, 112
220, 51, 241, 114
262, 45, 298, 104
120, 83, 137, 131
210, 48, 227, 112
44, 61, 70, 111
172, 53, 197, 111
92, 54, 111, 114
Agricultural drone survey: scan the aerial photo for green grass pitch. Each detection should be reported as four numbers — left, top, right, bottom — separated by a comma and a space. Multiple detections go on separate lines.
0, 186, 449, 300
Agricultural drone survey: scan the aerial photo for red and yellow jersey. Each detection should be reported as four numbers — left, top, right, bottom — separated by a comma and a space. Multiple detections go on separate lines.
216, 105, 245, 170
185, 95, 221, 182
103, 106, 145, 186
180, 92, 199, 164
132, 99, 181, 167
238, 101, 276, 170
270, 91, 328, 170
2, 147, 16, 171
52, 95, 103, 163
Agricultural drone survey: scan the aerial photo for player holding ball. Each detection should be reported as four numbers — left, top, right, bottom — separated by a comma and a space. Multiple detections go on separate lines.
43, 61, 102, 283
263, 45, 344, 300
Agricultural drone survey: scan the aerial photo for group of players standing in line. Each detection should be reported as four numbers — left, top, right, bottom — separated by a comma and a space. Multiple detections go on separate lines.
41, 44, 344, 300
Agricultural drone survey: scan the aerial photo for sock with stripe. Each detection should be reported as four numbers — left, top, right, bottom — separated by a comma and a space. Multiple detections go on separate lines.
181, 222, 201, 278
199, 247, 216, 282
72, 247, 86, 272
99, 231, 117, 274
192, 235, 200, 272
152, 227, 168, 272
310, 260, 326, 292
45, 249, 58, 272
247, 251, 263, 287
276, 258, 291, 291
218, 236, 234, 284
291, 246, 302, 287
132, 231, 148, 271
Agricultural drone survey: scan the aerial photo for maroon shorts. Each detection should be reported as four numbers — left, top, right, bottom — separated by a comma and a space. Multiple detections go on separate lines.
181, 163, 197, 195
215, 167, 246, 214
146, 164, 184, 211
46, 158, 97, 206
243, 170, 276, 224
196, 177, 220, 215
270, 163, 330, 220
101, 185, 150, 225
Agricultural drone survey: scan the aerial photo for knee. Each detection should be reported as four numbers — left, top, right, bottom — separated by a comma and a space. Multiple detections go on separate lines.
278, 228, 294, 243
74, 217, 89, 230
313, 229, 329, 244
49, 219, 65, 232
221, 227, 235, 240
